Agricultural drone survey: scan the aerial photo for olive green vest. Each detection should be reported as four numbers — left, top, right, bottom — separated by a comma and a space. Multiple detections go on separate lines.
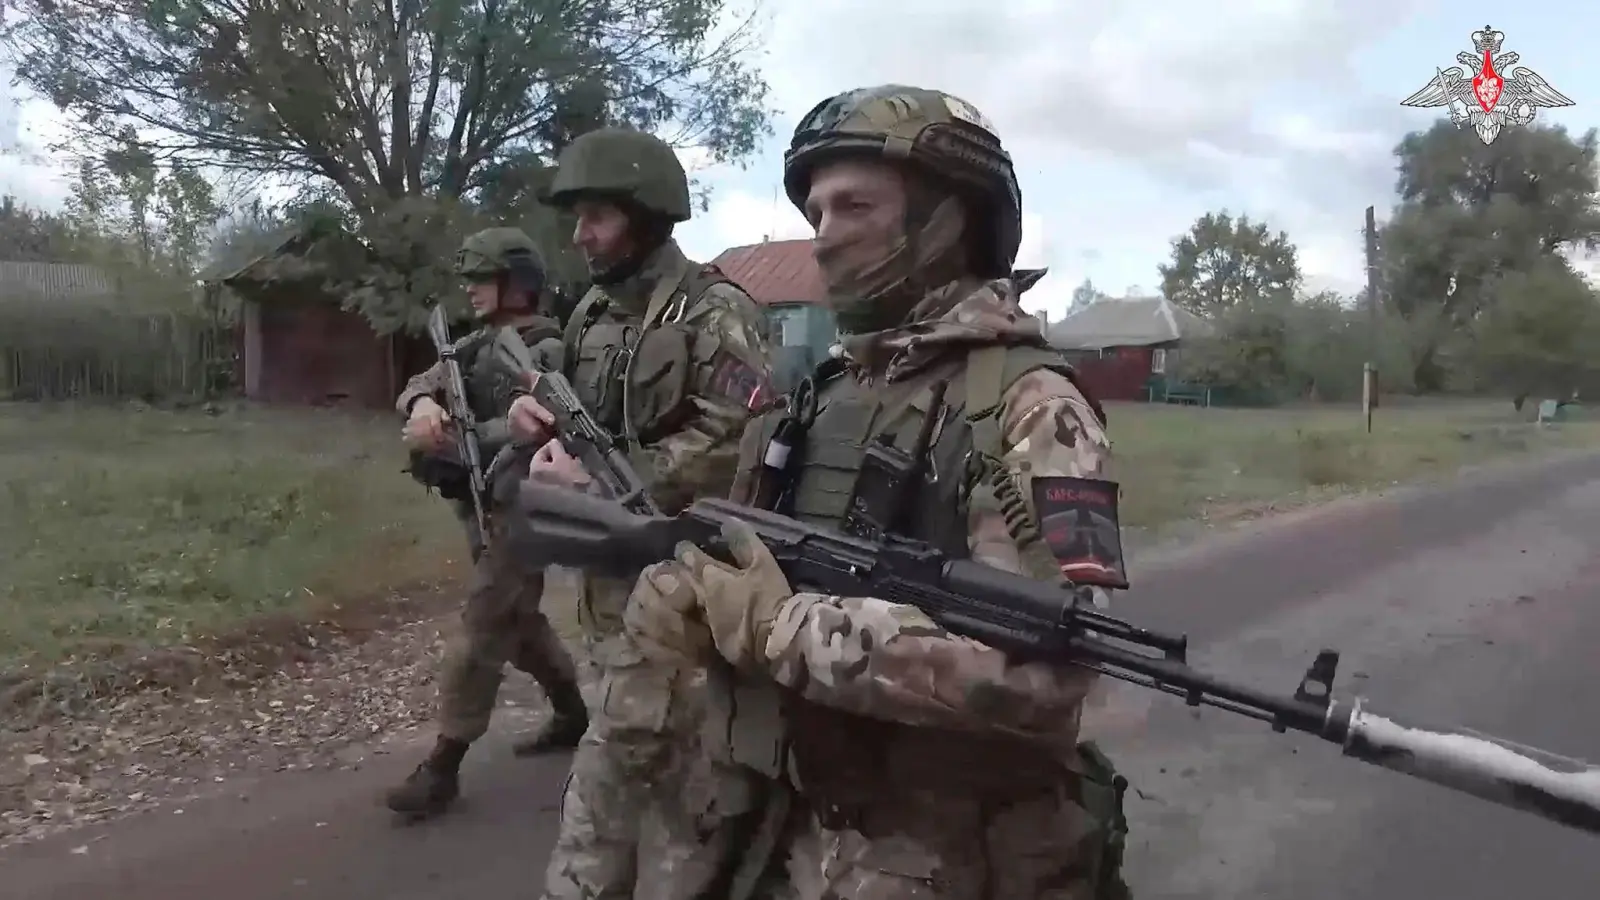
560, 257, 732, 446
463, 317, 562, 421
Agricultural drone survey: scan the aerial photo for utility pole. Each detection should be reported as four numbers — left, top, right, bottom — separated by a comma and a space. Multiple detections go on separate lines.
1362, 206, 1380, 433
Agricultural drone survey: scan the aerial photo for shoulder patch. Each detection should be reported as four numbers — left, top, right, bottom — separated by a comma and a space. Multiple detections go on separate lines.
708, 349, 772, 411
1031, 476, 1130, 589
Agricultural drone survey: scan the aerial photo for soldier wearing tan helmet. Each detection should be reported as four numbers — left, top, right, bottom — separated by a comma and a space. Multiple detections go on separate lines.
502, 128, 776, 899
389, 227, 589, 820
620, 86, 1137, 898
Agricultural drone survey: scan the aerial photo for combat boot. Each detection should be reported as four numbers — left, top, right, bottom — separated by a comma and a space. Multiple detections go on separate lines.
385, 736, 468, 818
512, 682, 589, 756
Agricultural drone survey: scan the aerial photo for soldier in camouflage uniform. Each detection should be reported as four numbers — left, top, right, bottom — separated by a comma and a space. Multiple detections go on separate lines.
388, 227, 589, 819
503, 127, 776, 900
618, 86, 1137, 899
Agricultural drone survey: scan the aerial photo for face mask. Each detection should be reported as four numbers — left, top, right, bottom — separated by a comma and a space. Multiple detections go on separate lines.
818, 194, 969, 334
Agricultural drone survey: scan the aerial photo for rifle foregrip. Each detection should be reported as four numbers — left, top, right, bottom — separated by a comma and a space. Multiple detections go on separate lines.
852, 573, 1066, 658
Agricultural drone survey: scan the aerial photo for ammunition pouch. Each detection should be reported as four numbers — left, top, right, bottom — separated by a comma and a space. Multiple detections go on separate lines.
626, 321, 696, 445
569, 320, 636, 435
405, 450, 474, 503
1075, 741, 1133, 900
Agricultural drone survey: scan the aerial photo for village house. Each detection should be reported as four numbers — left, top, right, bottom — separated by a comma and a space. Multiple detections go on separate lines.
710, 239, 835, 391
1047, 295, 1214, 402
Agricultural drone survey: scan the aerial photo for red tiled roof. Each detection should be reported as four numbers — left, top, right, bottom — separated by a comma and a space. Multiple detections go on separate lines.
711, 239, 824, 306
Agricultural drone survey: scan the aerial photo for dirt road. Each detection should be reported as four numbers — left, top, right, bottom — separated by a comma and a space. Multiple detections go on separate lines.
6, 451, 1600, 900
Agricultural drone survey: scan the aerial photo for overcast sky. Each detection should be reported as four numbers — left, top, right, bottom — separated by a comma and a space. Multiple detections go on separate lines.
3, 3, 1594, 321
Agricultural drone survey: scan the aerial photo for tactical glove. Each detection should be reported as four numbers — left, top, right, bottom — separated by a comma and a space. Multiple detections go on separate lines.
671, 521, 794, 670
623, 521, 793, 670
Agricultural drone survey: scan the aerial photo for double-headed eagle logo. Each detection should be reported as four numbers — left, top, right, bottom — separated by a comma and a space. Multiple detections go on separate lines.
1400, 26, 1574, 145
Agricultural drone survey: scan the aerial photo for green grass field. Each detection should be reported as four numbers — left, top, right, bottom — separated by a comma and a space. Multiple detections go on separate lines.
0, 402, 464, 678
0, 397, 1594, 678
1110, 397, 1600, 527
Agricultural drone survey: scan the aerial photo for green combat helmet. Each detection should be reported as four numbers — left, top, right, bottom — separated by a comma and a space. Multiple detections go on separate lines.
541, 127, 693, 223
782, 85, 1023, 278
455, 227, 547, 310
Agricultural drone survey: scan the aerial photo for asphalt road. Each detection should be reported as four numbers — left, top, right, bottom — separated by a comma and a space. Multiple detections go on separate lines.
5, 450, 1600, 900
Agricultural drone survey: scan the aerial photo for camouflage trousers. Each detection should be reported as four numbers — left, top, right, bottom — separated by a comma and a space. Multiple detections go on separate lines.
435, 522, 580, 744
542, 574, 764, 900
767, 748, 1131, 900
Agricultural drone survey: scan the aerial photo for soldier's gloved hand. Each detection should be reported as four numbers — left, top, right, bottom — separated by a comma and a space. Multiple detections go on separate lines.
624, 562, 716, 666
670, 521, 794, 670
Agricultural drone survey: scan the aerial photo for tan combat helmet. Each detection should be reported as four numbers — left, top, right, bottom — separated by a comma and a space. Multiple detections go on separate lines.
782, 85, 1024, 278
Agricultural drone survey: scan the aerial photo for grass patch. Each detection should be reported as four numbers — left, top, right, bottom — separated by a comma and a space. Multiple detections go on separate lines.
0, 401, 464, 686
2, 396, 1596, 696
1111, 397, 1600, 528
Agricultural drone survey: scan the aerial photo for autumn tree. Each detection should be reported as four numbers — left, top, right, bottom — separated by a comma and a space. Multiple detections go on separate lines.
1, 0, 772, 331
1158, 211, 1301, 316
0, 196, 77, 261
1378, 120, 1600, 390
206, 198, 297, 277
63, 154, 223, 280
1472, 258, 1600, 406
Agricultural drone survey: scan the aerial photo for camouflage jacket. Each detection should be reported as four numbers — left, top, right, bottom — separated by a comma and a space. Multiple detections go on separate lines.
568, 240, 775, 514
396, 314, 563, 465
748, 277, 1116, 747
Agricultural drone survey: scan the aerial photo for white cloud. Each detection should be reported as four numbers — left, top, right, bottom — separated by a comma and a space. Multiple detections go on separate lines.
686, 186, 811, 256
7, 0, 1595, 326
667, 0, 1460, 320
0, 68, 74, 210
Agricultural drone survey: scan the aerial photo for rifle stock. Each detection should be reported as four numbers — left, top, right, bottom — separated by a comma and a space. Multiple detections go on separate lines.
508, 478, 1600, 837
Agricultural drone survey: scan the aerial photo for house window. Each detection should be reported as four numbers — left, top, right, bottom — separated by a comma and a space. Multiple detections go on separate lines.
1150, 348, 1167, 374
767, 307, 806, 347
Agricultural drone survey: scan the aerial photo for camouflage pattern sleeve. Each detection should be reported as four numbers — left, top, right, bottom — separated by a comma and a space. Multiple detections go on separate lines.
991, 367, 1118, 598
395, 361, 448, 416
635, 281, 775, 512
751, 367, 1115, 743
758, 594, 1092, 746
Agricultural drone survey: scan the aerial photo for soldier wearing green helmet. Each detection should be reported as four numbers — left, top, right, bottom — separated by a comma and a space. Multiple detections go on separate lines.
388, 226, 589, 820
618, 86, 1136, 899
502, 127, 776, 900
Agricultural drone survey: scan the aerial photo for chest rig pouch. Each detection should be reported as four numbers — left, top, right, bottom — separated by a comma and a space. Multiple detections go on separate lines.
562, 261, 732, 447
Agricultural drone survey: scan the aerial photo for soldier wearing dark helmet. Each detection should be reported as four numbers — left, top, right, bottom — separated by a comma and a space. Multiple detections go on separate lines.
388, 226, 589, 819
619, 86, 1136, 898
502, 128, 776, 900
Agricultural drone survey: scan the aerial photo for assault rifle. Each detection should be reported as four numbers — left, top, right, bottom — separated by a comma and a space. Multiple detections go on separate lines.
524, 370, 657, 516
507, 461, 1600, 838
423, 304, 491, 545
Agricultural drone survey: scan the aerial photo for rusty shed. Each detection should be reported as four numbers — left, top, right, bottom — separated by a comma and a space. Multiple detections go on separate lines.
209, 223, 432, 410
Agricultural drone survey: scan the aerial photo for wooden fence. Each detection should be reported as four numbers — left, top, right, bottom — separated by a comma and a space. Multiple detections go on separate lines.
0, 302, 237, 402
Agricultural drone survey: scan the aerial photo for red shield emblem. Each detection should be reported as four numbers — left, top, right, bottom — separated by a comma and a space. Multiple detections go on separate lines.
1473, 53, 1502, 112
